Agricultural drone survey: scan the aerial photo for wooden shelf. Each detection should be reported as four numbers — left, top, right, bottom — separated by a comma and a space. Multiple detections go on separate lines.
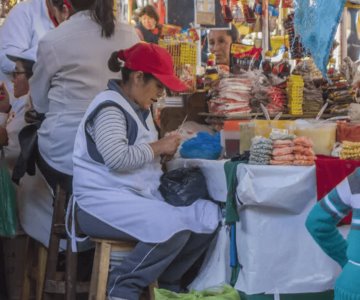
198, 112, 348, 120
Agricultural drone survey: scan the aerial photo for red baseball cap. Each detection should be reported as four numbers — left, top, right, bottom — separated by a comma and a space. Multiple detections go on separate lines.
117, 43, 188, 92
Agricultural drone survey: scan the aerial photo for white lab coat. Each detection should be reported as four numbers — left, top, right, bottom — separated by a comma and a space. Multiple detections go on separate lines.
73, 90, 220, 243
0, 0, 54, 100
30, 11, 139, 175
4, 97, 65, 249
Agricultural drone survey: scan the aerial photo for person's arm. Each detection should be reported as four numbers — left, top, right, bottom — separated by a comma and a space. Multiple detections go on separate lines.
30, 38, 59, 113
87, 106, 154, 171
0, 2, 33, 74
88, 106, 181, 171
305, 175, 354, 267
0, 83, 11, 114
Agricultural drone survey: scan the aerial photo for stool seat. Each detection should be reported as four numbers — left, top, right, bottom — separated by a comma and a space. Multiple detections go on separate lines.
89, 238, 157, 300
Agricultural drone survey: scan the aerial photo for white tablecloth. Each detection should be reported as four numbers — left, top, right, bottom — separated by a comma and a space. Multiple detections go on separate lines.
167, 159, 346, 295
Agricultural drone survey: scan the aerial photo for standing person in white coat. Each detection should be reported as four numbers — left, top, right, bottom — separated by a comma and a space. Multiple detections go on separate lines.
30, 0, 139, 192
73, 43, 221, 300
0, 0, 56, 103
0, 49, 66, 250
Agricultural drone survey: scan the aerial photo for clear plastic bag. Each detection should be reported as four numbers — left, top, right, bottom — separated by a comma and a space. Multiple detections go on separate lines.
0, 148, 17, 237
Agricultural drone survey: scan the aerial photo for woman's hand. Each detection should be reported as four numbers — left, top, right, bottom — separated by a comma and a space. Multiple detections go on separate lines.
0, 127, 8, 146
150, 132, 182, 157
0, 83, 10, 113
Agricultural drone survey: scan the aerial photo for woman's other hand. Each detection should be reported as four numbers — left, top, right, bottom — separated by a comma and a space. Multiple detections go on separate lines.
0, 83, 10, 113
150, 132, 182, 157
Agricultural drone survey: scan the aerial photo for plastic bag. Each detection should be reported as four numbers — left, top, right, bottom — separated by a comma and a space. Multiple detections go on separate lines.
159, 167, 210, 206
155, 284, 240, 300
180, 132, 222, 160
188, 223, 231, 291
0, 148, 17, 237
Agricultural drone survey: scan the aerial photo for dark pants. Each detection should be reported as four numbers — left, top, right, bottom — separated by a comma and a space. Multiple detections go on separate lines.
76, 206, 218, 300
36, 150, 73, 193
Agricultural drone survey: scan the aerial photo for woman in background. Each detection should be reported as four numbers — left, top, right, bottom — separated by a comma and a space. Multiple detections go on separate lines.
30, 0, 139, 192
135, 4, 162, 44
0, 0, 56, 112
208, 25, 239, 66
0, 49, 60, 249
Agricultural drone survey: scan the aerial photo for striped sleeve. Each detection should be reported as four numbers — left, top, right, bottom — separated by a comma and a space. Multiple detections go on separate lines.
305, 182, 352, 267
86, 106, 154, 171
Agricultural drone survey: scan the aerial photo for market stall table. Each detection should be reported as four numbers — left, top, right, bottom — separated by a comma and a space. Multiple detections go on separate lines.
167, 159, 348, 297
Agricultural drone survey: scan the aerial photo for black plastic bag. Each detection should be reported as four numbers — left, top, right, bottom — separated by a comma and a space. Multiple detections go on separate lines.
159, 167, 210, 206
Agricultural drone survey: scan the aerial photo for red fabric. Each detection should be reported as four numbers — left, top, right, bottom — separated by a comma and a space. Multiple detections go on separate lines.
315, 155, 360, 224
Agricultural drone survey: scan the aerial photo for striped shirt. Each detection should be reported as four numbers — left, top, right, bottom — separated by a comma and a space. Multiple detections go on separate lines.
86, 106, 154, 171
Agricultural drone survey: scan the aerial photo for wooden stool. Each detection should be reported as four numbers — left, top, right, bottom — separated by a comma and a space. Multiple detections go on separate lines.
89, 239, 157, 300
20, 236, 47, 300
42, 183, 89, 300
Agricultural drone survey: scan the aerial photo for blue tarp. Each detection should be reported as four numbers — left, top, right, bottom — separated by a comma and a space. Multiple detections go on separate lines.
294, 0, 346, 78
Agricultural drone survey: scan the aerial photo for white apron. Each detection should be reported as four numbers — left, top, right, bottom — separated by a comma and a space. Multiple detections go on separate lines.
73, 90, 220, 243
3, 96, 63, 249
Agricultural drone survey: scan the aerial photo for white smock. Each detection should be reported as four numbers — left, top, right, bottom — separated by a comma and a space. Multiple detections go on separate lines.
4, 97, 64, 249
0, 0, 54, 99
73, 90, 220, 243
30, 11, 139, 175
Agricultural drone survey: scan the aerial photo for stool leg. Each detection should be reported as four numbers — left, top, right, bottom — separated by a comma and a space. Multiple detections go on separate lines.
43, 186, 66, 300
65, 236, 77, 300
36, 245, 47, 300
88, 242, 100, 300
148, 281, 158, 300
89, 241, 111, 300
20, 236, 34, 300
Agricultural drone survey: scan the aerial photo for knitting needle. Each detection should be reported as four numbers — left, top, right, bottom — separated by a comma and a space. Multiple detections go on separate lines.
161, 114, 188, 164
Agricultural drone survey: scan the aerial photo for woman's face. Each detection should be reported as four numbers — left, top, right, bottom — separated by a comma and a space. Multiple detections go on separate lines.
12, 61, 29, 98
140, 14, 157, 30
132, 73, 165, 110
208, 30, 233, 66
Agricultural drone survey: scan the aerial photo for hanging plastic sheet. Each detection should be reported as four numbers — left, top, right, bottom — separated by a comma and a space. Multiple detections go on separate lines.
293, 0, 346, 78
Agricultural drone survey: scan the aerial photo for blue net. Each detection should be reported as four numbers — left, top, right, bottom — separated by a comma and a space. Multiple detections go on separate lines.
294, 0, 346, 78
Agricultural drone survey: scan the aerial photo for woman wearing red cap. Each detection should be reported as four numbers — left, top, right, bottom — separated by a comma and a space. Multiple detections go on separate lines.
72, 43, 220, 299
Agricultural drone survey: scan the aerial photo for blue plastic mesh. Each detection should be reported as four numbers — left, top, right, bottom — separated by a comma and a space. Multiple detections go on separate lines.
294, 0, 346, 78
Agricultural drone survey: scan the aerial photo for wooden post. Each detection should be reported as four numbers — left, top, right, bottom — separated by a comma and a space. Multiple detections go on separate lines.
128, 0, 134, 24
340, 7, 348, 62
262, 0, 269, 56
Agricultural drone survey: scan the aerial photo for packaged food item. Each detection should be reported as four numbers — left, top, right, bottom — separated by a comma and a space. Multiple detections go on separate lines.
239, 121, 255, 154
295, 119, 336, 155
336, 121, 360, 142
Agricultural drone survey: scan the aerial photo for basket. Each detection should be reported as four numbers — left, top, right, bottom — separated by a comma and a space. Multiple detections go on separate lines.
159, 39, 197, 92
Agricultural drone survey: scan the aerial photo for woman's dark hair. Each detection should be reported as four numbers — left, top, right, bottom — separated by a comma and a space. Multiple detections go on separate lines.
50, 0, 64, 10
227, 24, 239, 43
19, 59, 35, 79
139, 5, 159, 24
108, 51, 155, 83
69, 0, 115, 38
